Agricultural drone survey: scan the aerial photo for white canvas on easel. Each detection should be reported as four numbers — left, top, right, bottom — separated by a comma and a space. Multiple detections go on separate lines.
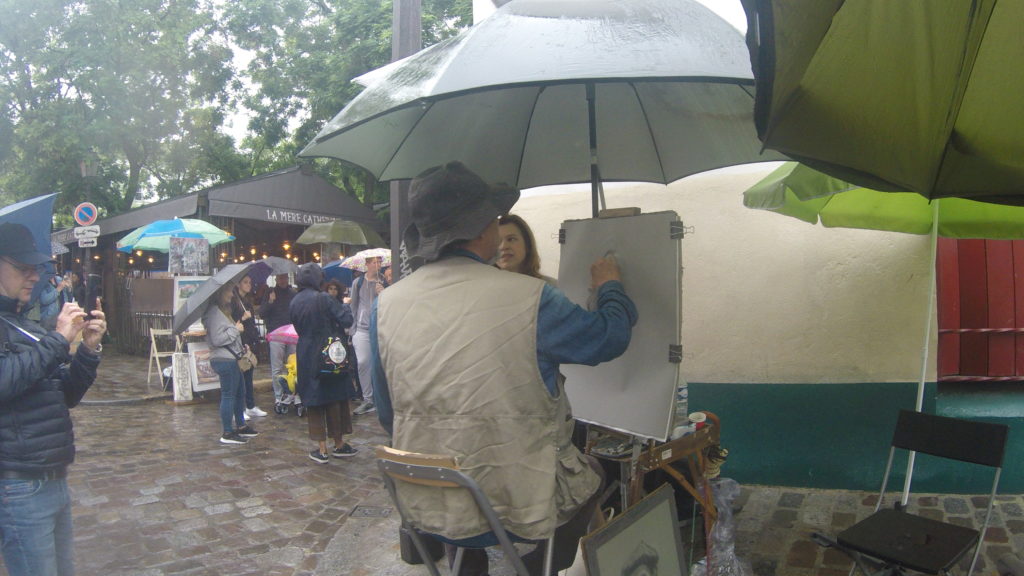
558, 211, 682, 441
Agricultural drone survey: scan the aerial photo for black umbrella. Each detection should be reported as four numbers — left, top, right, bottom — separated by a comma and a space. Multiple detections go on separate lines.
172, 263, 252, 334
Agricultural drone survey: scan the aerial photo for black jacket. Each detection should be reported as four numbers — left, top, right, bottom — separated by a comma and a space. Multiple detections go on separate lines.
259, 285, 295, 333
231, 291, 259, 349
289, 264, 355, 407
0, 294, 100, 474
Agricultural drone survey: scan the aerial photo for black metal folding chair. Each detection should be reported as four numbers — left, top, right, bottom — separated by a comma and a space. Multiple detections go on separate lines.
376, 445, 554, 576
813, 409, 1009, 576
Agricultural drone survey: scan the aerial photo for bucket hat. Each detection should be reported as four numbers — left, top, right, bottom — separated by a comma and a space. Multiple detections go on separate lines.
403, 161, 519, 262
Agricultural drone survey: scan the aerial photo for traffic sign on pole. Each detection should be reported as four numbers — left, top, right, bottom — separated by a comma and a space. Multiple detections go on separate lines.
78, 238, 98, 248
73, 202, 98, 226
73, 225, 101, 239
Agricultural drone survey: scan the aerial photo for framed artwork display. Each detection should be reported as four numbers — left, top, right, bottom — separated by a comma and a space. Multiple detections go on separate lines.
173, 276, 209, 332
187, 342, 221, 392
172, 352, 193, 402
169, 237, 209, 275
582, 484, 687, 576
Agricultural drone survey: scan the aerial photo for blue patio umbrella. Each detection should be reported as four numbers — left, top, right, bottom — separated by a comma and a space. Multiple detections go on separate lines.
116, 218, 234, 253
322, 260, 355, 287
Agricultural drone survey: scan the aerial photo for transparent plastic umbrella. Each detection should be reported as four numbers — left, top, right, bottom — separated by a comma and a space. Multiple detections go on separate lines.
301, 0, 782, 216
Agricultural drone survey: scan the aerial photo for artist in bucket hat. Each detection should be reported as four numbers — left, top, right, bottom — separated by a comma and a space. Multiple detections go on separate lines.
402, 161, 519, 263
372, 161, 639, 574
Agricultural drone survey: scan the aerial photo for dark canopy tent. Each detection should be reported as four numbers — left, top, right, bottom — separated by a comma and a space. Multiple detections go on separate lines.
52, 165, 383, 354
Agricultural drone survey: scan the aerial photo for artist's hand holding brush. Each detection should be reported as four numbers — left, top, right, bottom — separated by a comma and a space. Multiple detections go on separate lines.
590, 253, 621, 290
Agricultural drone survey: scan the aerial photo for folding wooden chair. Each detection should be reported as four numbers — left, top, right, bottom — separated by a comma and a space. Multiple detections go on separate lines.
376, 446, 554, 576
813, 409, 1009, 576
147, 327, 176, 388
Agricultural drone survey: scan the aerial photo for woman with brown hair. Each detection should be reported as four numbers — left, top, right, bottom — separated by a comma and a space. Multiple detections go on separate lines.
497, 213, 555, 284
204, 282, 258, 445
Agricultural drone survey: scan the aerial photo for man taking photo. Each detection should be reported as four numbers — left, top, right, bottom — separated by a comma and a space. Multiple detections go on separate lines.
0, 222, 107, 576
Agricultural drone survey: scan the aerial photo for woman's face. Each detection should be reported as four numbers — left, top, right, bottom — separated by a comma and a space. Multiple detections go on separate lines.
238, 276, 252, 295
326, 285, 338, 297
497, 223, 527, 272
219, 285, 234, 305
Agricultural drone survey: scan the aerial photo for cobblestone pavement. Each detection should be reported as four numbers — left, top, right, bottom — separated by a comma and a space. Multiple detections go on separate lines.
1, 352, 1020, 575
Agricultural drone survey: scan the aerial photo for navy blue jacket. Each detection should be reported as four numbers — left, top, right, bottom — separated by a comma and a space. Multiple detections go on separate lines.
0, 294, 100, 474
289, 264, 355, 407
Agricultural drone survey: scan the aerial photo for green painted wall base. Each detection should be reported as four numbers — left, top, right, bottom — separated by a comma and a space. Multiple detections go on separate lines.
689, 382, 1022, 494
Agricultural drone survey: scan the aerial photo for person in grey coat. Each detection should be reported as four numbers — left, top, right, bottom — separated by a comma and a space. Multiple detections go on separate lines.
289, 263, 357, 464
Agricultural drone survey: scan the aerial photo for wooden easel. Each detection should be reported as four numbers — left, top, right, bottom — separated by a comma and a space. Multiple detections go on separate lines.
587, 412, 722, 556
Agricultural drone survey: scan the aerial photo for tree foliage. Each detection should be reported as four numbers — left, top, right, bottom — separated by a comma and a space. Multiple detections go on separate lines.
0, 0, 242, 220
0, 0, 472, 224
226, 0, 472, 206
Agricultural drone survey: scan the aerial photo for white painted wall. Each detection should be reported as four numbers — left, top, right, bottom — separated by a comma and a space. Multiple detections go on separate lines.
513, 164, 937, 384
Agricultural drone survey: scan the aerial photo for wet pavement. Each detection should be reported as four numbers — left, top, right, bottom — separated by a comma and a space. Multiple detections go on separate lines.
1, 352, 1021, 575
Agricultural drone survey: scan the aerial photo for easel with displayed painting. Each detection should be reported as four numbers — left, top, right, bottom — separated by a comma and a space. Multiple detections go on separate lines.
557, 211, 722, 567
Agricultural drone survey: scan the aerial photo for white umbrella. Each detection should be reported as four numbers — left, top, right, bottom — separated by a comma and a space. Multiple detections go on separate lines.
300, 0, 782, 216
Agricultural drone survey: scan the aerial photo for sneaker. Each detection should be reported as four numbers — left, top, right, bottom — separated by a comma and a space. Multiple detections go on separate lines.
353, 401, 376, 415
281, 394, 296, 405
274, 402, 289, 415
308, 449, 329, 464
236, 426, 259, 438
220, 432, 248, 445
245, 406, 268, 418
331, 444, 358, 458
296, 403, 306, 417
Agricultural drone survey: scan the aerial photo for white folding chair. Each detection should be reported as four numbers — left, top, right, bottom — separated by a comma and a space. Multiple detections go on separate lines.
147, 327, 176, 388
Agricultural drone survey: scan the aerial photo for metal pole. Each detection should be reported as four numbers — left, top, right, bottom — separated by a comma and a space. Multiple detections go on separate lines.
587, 82, 600, 218
902, 199, 940, 506
390, 0, 422, 281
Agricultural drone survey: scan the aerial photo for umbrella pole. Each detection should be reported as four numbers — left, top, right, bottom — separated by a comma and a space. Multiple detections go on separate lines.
587, 82, 602, 218
902, 200, 940, 506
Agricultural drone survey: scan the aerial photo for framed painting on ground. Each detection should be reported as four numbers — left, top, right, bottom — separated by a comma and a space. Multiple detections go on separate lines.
582, 484, 687, 576
187, 342, 221, 392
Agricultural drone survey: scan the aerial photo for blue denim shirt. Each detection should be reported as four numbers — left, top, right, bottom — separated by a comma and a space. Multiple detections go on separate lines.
370, 252, 638, 436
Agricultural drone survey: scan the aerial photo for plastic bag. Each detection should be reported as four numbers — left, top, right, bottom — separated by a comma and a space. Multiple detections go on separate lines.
690, 477, 753, 576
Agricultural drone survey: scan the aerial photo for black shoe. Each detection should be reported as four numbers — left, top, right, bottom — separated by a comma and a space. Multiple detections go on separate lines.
236, 426, 259, 438
220, 432, 248, 445
308, 449, 329, 464
331, 444, 358, 458
274, 402, 289, 415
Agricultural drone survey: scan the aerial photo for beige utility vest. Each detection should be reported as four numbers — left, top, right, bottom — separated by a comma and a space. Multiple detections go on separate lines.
377, 257, 600, 540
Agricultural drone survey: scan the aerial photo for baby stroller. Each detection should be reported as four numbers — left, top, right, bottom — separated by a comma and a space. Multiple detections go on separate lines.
274, 353, 305, 416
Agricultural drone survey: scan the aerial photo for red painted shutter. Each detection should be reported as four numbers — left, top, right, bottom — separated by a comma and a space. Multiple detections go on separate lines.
937, 239, 1024, 382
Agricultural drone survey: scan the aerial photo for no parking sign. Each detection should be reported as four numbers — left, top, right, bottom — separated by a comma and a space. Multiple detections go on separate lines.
74, 202, 98, 226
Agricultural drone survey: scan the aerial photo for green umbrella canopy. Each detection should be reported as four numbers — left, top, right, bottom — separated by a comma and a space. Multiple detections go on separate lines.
295, 220, 384, 247
743, 162, 1024, 239
117, 218, 234, 253
741, 0, 1024, 205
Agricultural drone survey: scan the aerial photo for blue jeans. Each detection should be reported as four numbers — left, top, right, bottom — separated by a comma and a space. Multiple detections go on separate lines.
0, 477, 74, 576
210, 358, 246, 435
242, 366, 255, 409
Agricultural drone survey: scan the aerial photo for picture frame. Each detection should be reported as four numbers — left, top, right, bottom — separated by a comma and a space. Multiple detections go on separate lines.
187, 341, 221, 392
173, 275, 209, 332
168, 237, 209, 276
582, 484, 687, 576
